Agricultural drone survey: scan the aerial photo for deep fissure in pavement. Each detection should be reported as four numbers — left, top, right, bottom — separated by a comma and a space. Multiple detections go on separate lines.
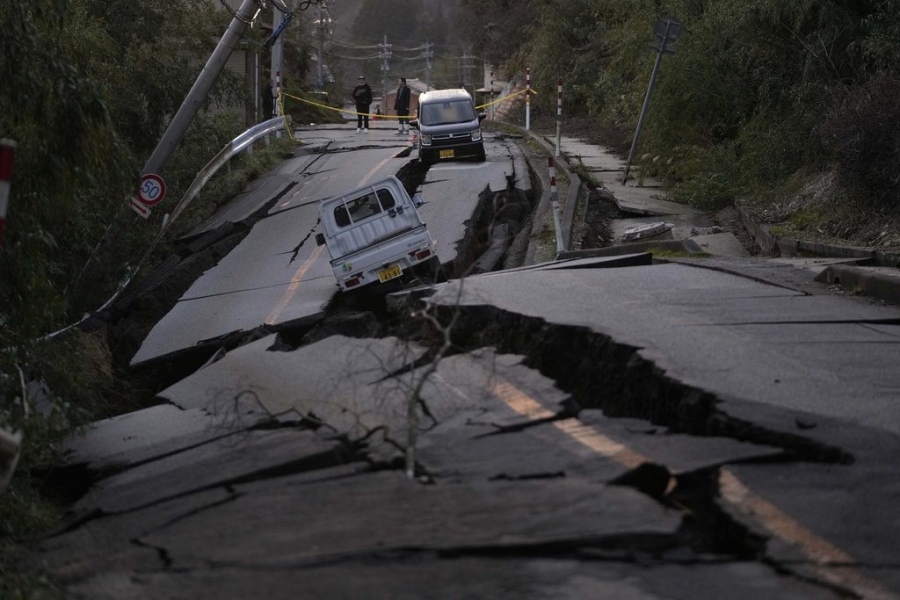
415, 303, 852, 465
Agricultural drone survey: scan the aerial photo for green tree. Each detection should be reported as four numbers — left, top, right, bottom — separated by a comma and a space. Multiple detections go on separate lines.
0, 0, 133, 342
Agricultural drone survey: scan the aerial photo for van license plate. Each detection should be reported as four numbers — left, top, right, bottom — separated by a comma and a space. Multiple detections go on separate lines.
378, 264, 403, 283
439, 149, 455, 159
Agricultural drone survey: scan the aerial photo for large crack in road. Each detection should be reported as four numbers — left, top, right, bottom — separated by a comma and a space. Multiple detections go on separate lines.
51, 141, 885, 598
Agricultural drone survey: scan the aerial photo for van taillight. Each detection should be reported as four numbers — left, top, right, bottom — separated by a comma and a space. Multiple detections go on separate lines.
410, 248, 431, 262
344, 274, 363, 288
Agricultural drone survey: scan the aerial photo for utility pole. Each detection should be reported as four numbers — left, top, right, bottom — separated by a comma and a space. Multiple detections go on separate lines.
424, 40, 433, 89
131, 0, 259, 217
460, 49, 474, 94
142, 0, 259, 179
271, 4, 285, 138
379, 35, 392, 109
316, 4, 325, 90
315, 2, 333, 91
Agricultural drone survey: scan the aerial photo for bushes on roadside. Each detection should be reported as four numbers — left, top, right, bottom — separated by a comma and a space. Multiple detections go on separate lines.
466, 0, 900, 212
823, 74, 900, 207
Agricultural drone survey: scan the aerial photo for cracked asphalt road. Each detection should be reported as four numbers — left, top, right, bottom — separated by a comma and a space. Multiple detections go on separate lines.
45, 123, 900, 599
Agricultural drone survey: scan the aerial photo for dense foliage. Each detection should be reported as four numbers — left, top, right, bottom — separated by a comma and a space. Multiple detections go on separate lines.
0, 4, 312, 592
460, 0, 900, 210
0, 0, 235, 429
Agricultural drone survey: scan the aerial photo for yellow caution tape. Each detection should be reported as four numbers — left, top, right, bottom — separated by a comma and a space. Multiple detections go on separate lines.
278, 87, 540, 123
281, 91, 402, 119
277, 95, 296, 141
476, 87, 538, 110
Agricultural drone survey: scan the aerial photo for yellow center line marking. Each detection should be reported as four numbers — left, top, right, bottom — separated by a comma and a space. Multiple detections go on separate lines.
359, 157, 392, 187
488, 377, 893, 599
265, 245, 324, 325
491, 381, 646, 470
719, 469, 894, 599
719, 470, 853, 564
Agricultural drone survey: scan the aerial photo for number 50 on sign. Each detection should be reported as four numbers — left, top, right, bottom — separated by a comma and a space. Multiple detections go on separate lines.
138, 173, 167, 206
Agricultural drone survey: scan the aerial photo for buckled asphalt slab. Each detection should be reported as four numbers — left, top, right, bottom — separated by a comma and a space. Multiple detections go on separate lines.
40, 123, 900, 598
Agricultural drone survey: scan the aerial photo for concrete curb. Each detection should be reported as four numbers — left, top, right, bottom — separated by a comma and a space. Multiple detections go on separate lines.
735, 200, 900, 265
735, 200, 900, 304
814, 264, 900, 305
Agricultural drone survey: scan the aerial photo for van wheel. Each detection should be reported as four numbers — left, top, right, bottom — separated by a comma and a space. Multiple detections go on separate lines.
476, 145, 486, 162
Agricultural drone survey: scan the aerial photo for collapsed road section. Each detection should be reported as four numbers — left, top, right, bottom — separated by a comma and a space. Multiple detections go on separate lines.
45, 249, 900, 598
42, 128, 900, 598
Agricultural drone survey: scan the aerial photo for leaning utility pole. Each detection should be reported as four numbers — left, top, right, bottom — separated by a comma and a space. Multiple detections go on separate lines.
622, 17, 682, 184
141, 0, 258, 184
130, 0, 259, 217
271, 4, 286, 136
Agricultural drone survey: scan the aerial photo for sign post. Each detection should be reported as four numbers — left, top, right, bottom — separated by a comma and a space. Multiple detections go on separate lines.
623, 17, 682, 184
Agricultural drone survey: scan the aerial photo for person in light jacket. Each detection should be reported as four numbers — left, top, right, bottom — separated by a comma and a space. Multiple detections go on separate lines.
394, 77, 411, 134
352, 75, 373, 132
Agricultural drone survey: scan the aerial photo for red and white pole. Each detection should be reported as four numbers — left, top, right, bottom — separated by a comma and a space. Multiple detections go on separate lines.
548, 156, 564, 253
275, 70, 282, 114
525, 68, 531, 131
275, 70, 283, 138
490, 71, 495, 121
0, 139, 16, 247
555, 78, 563, 157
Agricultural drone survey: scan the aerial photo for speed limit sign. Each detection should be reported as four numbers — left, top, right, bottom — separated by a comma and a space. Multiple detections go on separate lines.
138, 173, 167, 206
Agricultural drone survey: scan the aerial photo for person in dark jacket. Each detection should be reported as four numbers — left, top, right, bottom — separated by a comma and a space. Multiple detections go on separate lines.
261, 78, 275, 121
394, 77, 411, 135
352, 75, 373, 132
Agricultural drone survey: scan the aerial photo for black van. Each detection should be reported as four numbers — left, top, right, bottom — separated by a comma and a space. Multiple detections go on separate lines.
409, 89, 486, 163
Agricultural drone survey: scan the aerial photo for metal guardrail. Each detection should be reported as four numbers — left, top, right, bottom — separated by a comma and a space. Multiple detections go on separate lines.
42, 116, 294, 344
165, 116, 290, 229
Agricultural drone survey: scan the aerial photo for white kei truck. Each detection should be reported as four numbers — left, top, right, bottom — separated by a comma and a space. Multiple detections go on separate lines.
315, 176, 440, 292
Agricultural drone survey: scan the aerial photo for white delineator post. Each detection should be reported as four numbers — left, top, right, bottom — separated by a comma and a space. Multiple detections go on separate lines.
549, 156, 564, 253
0, 139, 16, 247
555, 78, 562, 157
525, 68, 531, 131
